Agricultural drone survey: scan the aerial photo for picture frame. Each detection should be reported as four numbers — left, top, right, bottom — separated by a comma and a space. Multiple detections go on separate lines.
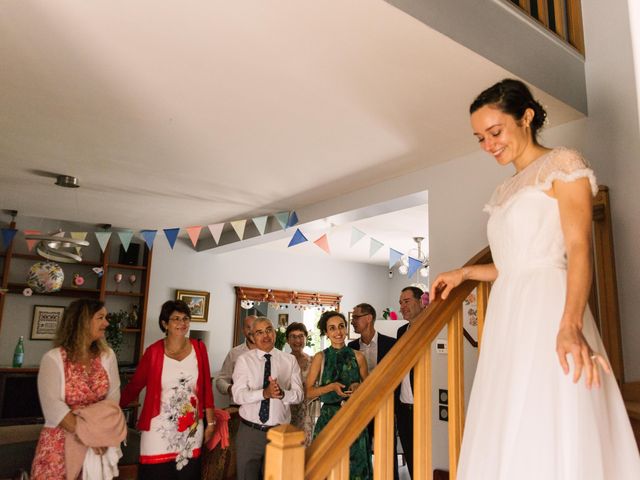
278, 313, 289, 328
31, 305, 65, 340
176, 290, 210, 322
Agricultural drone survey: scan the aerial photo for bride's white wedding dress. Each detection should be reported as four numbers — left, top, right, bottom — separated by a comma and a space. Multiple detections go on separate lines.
457, 148, 640, 479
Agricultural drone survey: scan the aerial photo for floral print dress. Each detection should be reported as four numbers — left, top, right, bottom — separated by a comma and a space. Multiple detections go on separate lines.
31, 350, 110, 480
139, 349, 203, 470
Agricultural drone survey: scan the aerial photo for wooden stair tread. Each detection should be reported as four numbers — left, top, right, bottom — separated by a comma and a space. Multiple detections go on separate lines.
625, 400, 640, 420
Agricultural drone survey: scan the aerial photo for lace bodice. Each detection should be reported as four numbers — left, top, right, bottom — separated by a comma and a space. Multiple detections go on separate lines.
484, 147, 598, 214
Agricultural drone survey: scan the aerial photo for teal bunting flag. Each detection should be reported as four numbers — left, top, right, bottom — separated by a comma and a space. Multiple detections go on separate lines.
389, 248, 403, 268
252, 216, 268, 235
164, 228, 180, 249
288, 228, 308, 247
275, 212, 289, 230
140, 230, 157, 249
350, 227, 366, 247
94, 231, 112, 252
118, 230, 134, 252
369, 238, 384, 257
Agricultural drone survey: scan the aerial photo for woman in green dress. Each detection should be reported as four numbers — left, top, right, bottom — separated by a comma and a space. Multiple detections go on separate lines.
306, 311, 371, 480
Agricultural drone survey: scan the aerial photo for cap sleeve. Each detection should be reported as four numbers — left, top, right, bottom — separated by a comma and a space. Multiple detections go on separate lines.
536, 147, 598, 196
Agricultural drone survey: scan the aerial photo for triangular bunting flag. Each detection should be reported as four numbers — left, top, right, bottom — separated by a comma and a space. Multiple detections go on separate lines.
389, 248, 403, 268
140, 230, 157, 249
230, 220, 247, 240
288, 228, 308, 247
369, 238, 384, 257
252, 216, 268, 236
95, 232, 112, 252
164, 228, 180, 249
23, 230, 41, 252
186, 226, 202, 247
313, 234, 330, 254
118, 230, 134, 252
275, 212, 289, 230
350, 227, 366, 247
286, 211, 299, 228
70, 232, 88, 255
1, 228, 17, 249
407, 257, 423, 278
207, 223, 224, 244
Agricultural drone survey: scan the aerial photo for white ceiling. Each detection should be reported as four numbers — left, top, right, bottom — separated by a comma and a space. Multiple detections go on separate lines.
0, 1, 583, 262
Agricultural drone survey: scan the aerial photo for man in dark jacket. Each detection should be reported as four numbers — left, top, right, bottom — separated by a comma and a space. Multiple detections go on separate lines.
348, 302, 399, 479
395, 286, 426, 479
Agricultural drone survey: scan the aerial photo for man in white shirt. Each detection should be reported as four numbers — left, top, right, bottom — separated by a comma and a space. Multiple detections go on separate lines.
232, 317, 303, 480
348, 303, 396, 372
215, 315, 256, 398
396, 286, 426, 479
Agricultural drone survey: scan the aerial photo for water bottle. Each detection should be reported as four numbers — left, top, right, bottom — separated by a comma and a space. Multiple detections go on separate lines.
12, 336, 24, 368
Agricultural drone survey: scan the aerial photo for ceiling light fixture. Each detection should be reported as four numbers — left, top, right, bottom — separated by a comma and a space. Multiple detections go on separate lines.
24, 230, 90, 263
55, 175, 80, 188
398, 236, 430, 278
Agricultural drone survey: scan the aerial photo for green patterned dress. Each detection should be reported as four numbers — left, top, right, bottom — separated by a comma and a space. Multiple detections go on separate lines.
313, 346, 372, 480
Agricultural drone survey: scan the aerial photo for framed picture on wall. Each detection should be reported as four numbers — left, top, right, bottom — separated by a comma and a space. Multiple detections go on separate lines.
31, 305, 65, 340
176, 290, 210, 322
278, 313, 289, 328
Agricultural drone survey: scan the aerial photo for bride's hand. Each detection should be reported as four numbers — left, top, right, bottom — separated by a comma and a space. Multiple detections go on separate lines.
430, 268, 465, 300
556, 322, 611, 388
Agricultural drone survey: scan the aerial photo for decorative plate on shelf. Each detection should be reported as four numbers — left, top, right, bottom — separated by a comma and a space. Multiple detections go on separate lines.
26, 261, 65, 293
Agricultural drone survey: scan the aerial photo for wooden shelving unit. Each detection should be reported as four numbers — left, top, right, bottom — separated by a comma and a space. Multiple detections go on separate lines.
0, 230, 153, 366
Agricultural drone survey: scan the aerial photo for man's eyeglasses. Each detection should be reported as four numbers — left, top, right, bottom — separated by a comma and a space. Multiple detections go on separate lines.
254, 327, 274, 337
351, 313, 369, 319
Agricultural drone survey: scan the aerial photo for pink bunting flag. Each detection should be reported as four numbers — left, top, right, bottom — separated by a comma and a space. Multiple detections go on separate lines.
314, 234, 331, 254
208, 223, 224, 244
23, 230, 41, 252
186, 226, 202, 247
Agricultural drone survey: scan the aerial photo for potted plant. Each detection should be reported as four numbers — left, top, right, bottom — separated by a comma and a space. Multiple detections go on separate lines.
106, 310, 129, 356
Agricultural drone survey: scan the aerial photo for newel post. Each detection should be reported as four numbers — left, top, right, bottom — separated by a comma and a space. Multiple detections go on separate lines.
264, 424, 305, 480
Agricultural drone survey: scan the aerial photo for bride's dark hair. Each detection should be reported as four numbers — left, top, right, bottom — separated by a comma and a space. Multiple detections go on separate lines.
470, 79, 547, 144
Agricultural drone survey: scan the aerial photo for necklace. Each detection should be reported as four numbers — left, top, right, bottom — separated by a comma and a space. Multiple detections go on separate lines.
165, 338, 189, 357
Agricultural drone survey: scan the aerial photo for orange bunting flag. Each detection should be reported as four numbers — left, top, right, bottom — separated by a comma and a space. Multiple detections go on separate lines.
23, 230, 41, 252
186, 226, 202, 247
314, 234, 331, 254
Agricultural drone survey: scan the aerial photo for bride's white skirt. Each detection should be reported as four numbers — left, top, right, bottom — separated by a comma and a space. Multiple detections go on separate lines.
457, 270, 640, 480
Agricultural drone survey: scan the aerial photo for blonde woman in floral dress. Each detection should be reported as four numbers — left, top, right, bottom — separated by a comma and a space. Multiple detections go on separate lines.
286, 322, 318, 446
120, 300, 216, 479
32, 299, 120, 479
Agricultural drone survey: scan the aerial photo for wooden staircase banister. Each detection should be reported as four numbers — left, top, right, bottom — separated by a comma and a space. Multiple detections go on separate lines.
303, 247, 493, 480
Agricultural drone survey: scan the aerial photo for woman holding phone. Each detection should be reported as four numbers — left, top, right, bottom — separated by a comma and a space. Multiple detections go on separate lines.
306, 311, 370, 479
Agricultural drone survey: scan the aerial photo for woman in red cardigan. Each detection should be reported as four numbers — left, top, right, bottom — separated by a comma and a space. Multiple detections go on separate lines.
120, 300, 215, 479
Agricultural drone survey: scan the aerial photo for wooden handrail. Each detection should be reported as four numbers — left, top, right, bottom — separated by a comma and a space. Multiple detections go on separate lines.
303, 247, 492, 480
